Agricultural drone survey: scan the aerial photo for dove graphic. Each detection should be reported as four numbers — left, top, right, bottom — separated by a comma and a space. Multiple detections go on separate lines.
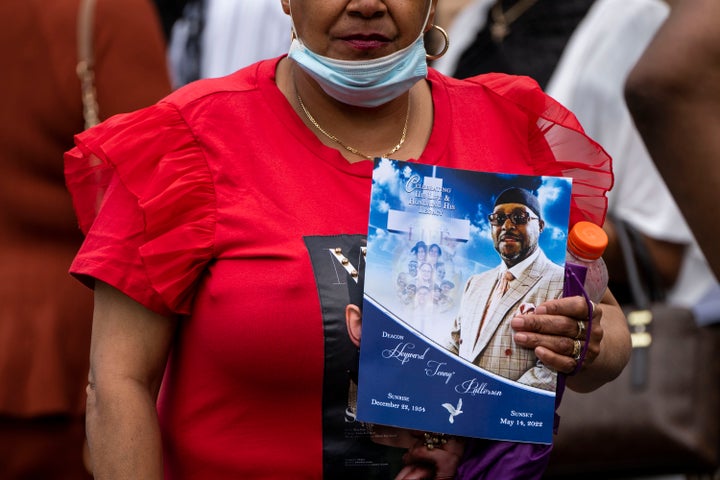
441, 398, 463, 424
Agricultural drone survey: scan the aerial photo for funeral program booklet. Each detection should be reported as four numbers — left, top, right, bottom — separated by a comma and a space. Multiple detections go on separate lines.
356, 159, 572, 444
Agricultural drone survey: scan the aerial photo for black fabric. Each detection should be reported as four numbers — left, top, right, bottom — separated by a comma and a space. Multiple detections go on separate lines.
607, 218, 666, 305
151, 0, 191, 40
303, 235, 404, 480
172, 0, 205, 86
494, 187, 542, 219
453, 0, 596, 89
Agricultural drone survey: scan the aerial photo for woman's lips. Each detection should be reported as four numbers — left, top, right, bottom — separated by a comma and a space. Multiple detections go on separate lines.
341, 34, 390, 51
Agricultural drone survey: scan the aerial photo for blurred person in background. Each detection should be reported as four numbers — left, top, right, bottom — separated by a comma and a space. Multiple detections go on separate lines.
0, 0, 171, 477
625, 0, 720, 286
168, 0, 291, 87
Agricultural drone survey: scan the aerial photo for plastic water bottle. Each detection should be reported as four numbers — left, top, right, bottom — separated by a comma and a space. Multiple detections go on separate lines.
565, 221, 609, 303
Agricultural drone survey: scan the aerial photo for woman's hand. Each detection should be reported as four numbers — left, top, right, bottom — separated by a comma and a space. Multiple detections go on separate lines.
510, 291, 631, 392
394, 432, 465, 480
510, 295, 601, 374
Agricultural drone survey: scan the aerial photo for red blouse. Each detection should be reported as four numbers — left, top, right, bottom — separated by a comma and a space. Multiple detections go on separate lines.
65, 57, 611, 478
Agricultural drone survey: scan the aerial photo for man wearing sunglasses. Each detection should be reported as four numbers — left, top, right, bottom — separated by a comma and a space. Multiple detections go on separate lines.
449, 187, 565, 391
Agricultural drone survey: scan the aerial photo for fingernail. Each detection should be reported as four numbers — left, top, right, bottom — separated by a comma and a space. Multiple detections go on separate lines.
515, 333, 527, 343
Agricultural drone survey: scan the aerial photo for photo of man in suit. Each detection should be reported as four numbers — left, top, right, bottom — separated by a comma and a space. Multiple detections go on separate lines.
449, 187, 565, 391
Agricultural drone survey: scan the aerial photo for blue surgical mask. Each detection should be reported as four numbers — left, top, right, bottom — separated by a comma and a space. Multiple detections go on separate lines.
288, 6, 430, 108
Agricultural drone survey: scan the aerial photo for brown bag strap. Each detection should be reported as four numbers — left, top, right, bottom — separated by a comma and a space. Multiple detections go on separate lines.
77, 0, 99, 129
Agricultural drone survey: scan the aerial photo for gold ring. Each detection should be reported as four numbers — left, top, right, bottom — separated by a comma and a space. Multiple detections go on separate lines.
575, 320, 586, 340
423, 432, 448, 450
571, 339, 582, 360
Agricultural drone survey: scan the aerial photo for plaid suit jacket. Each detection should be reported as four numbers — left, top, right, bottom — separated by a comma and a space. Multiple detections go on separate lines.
451, 250, 564, 391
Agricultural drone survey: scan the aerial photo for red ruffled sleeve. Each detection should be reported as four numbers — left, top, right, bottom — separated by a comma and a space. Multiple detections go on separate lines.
65, 101, 215, 316
481, 73, 614, 227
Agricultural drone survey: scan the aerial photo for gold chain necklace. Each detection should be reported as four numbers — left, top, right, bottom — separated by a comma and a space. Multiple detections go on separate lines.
490, 0, 539, 43
295, 91, 410, 160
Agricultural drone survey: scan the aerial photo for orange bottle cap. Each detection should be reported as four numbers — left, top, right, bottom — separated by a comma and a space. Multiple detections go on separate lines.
568, 221, 608, 259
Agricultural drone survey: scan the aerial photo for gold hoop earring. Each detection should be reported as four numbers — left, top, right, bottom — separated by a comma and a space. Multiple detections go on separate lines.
426, 25, 449, 61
